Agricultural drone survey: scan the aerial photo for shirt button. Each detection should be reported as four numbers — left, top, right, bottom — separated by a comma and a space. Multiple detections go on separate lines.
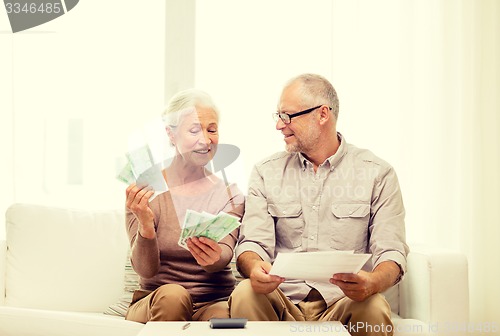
309, 236, 315, 240
282, 211, 286, 215
312, 206, 316, 210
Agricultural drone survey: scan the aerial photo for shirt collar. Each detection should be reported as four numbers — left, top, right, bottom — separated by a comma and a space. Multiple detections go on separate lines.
298, 132, 347, 171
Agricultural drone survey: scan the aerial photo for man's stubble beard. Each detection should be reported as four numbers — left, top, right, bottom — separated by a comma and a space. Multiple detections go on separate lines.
285, 119, 320, 154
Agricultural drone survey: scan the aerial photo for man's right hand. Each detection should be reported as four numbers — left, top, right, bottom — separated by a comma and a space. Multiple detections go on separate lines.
125, 183, 155, 239
248, 260, 285, 294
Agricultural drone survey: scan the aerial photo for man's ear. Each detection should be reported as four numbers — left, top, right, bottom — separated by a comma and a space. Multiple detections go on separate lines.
318, 105, 331, 125
166, 126, 175, 146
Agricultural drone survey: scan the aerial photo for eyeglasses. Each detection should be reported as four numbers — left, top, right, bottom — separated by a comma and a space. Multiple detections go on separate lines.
272, 105, 331, 124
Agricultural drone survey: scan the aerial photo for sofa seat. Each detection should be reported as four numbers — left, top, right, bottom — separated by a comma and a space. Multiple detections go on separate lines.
0, 306, 142, 336
0, 204, 469, 336
391, 314, 430, 336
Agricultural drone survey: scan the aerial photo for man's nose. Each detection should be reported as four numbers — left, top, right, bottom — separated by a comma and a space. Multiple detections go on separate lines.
276, 118, 286, 130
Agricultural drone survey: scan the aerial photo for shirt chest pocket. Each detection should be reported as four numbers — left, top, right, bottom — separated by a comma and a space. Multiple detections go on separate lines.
268, 203, 304, 249
330, 203, 370, 252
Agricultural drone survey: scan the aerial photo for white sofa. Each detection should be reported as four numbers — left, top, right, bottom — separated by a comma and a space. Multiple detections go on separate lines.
0, 203, 469, 336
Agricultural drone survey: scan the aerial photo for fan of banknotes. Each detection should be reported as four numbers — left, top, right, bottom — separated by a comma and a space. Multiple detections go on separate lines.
178, 210, 241, 249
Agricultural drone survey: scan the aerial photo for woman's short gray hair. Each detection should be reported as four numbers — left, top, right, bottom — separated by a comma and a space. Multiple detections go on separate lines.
162, 88, 220, 127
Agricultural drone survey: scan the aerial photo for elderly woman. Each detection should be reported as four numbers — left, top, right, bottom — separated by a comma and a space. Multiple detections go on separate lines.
124, 89, 244, 322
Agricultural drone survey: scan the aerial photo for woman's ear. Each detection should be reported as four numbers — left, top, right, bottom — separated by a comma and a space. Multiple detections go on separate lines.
166, 126, 175, 146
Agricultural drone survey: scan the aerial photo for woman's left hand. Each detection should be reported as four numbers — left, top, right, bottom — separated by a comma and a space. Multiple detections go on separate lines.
186, 236, 222, 266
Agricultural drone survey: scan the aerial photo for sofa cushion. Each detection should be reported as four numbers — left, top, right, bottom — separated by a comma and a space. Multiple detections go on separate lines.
0, 306, 143, 336
391, 314, 430, 336
383, 283, 399, 315
104, 250, 140, 317
5, 204, 129, 312
0, 240, 6, 305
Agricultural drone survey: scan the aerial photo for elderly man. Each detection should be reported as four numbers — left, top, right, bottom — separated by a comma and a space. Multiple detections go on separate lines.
229, 74, 408, 336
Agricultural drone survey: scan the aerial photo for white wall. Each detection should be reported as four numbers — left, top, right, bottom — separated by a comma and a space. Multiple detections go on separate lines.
0, 31, 14, 237
1, 0, 499, 326
194, 0, 500, 325
0, 1, 165, 238
194, 0, 459, 247
195, 0, 335, 193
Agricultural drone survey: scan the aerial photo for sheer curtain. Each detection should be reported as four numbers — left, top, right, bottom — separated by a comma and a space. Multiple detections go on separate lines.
460, 0, 500, 325
195, 0, 499, 325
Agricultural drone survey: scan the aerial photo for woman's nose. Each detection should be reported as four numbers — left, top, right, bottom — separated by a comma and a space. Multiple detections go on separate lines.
199, 130, 211, 145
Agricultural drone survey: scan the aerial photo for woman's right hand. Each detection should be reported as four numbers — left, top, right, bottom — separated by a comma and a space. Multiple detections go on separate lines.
125, 184, 156, 239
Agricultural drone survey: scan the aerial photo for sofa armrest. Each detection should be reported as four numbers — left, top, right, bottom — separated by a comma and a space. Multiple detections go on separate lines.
0, 240, 6, 305
399, 244, 469, 324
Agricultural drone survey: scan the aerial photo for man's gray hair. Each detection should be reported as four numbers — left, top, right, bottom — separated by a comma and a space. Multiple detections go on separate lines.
284, 73, 339, 120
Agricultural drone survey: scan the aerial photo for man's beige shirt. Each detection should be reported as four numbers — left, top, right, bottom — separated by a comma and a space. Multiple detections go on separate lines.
236, 133, 408, 307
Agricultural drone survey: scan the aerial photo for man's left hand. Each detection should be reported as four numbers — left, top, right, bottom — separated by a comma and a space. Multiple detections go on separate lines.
330, 270, 378, 302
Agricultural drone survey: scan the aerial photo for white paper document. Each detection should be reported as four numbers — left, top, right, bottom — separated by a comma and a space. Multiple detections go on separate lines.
269, 251, 371, 283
